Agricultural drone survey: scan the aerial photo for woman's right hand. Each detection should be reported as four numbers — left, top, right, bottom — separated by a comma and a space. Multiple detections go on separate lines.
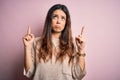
22, 26, 34, 48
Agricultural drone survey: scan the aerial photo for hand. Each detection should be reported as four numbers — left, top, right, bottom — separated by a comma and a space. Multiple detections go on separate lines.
22, 25, 34, 47
75, 26, 85, 52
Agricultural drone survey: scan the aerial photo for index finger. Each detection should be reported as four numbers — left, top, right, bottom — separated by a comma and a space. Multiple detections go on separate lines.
80, 26, 85, 35
27, 25, 31, 34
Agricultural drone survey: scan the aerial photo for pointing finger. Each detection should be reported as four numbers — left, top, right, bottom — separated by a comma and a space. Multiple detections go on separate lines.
27, 25, 31, 35
81, 26, 85, 35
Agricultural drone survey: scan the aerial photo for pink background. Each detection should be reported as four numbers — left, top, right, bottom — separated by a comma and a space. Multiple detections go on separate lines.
0, 0, 120, 80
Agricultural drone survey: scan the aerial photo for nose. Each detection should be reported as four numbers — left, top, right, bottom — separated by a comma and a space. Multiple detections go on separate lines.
57, 18, 61, 24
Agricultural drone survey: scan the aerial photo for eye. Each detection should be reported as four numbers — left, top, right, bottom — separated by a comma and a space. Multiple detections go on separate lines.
61, 16, 66, 21
52, 15, 58, 19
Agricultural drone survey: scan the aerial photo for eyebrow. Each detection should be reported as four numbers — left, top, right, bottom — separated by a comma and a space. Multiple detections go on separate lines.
52, 14, 66, 18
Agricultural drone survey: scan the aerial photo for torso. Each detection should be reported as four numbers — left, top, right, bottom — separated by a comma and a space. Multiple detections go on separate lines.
33, 37, 75, 80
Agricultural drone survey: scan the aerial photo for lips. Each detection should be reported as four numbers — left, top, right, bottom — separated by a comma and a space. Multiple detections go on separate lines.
55, 25, 61, 28
53, 25, 61, 30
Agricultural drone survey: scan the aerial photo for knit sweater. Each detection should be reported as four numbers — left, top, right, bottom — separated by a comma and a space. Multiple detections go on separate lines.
24, 37, 86, 80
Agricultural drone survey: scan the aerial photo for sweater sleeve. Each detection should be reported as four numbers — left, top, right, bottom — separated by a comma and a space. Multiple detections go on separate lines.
71, 55, 86, 80
23, 38, 37, 78
23, 62, 35, 78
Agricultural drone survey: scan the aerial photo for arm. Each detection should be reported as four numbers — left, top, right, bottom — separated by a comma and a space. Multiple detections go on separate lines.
72, 26, 86, 79
75, 26, 86, 71
77, 50, 86, 71
24, 45, 33, 73
23, 26, 35, 75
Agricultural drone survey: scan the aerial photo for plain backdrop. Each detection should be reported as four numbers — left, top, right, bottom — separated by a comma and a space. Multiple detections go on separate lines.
0, 0, 120, 80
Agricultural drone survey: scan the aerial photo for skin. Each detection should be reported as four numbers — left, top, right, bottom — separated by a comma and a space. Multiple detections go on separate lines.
23, 9, 86, 72
51, 9, 66, 38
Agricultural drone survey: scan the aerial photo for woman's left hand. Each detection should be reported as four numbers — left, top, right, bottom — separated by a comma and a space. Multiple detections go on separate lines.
75, 26, 85, 52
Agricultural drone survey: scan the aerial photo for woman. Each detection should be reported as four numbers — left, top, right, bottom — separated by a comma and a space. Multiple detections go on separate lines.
23, 4, 86, 80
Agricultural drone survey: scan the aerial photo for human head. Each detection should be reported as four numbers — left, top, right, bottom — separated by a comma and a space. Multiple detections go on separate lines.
42, 4, 71, 40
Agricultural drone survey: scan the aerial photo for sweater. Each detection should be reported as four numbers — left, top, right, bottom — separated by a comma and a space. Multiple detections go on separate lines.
23, 37, 86, 80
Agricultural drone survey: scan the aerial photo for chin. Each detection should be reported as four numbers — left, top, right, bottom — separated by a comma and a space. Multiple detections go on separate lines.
52, 29, 63, 33
52, 30, 62, 33
54, 31, 62, 33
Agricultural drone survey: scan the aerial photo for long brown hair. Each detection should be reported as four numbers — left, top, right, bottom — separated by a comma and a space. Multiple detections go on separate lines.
39, 4, 75, 63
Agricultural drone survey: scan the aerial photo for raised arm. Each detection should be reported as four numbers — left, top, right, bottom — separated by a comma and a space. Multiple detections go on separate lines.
23, 25, 35, 73
75, 26, 86, 71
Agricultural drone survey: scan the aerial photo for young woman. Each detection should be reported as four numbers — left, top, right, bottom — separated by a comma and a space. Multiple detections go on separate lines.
23, 4, 86, 80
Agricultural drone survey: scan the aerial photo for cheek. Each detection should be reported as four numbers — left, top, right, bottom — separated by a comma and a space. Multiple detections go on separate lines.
62, 21, 66, 28
52, 20, 56, 25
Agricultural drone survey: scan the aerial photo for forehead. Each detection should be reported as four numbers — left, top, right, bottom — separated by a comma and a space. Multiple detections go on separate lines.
53, 9, 66, 17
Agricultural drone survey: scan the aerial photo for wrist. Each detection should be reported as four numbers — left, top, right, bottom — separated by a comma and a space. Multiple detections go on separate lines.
77, 53, 86, 57
24, 45, 32, 49
77, 50, 86, 57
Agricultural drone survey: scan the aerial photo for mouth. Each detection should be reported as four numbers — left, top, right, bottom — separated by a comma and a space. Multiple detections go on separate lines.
55, 25, 61, 28
53, 25, 61, 30
52, 25, 61, 31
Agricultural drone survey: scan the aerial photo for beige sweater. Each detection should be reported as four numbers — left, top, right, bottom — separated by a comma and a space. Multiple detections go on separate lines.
24, 37, 86, 80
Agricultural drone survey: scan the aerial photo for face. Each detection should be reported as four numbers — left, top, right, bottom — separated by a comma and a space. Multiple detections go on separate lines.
51, 9, 66, 33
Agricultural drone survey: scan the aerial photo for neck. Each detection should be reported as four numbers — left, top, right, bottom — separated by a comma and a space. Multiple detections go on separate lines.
52, 32, 61, 39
